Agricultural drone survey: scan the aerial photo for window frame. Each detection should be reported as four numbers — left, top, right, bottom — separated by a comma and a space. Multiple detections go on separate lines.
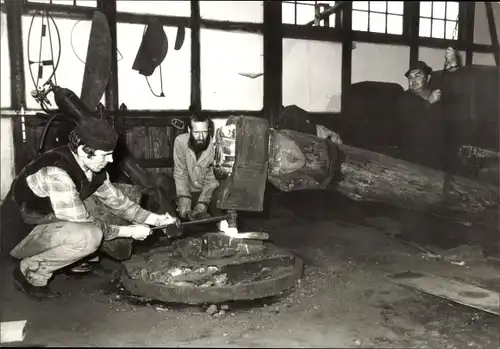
418, 1, 461, 41
282, 1, 339, 27
351, 1, 405, 36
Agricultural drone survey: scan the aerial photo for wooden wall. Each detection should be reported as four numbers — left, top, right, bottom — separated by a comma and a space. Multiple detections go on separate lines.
22, 114, 189, 178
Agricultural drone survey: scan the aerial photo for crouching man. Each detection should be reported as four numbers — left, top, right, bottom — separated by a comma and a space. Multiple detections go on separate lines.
2, 118, 178, 300
173, 113, 222, 222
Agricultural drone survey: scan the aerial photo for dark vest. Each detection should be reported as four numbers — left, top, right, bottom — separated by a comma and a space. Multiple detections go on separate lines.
12, 146, 107, 215
1, 146, 107, 255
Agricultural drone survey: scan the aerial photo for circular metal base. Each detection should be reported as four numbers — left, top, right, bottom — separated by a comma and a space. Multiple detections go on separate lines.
120, 234, 303, 305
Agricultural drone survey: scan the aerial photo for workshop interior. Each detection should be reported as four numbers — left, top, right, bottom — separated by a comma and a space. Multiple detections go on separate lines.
0, 0, 499, 347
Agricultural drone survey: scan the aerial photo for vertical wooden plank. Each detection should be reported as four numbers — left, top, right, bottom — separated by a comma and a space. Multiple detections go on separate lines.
484, 2, 499, 67
464, 2, 475, 66
263, 0, 283, 128
97, 0, 121, 131
405, 1, 419, 65
340, 1, 352, 112
190, 0, 201, 112
130, 127, 147, 159
5, 0, 27, 173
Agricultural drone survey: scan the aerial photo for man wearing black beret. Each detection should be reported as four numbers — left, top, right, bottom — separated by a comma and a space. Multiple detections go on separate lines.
2, 118, 178, 300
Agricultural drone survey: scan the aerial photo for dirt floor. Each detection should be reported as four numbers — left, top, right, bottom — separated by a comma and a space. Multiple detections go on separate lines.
1, 191, 499, 348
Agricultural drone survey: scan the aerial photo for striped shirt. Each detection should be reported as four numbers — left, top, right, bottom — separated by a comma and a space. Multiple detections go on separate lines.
26, 163, 155, 240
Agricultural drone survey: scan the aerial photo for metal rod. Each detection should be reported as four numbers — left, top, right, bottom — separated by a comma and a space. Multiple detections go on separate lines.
151, 215, 230, 231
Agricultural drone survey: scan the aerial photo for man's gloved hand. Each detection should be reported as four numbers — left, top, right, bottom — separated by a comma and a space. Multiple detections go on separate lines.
153, 213, 180, 228
187, 202, 211, 221
177, 197, 192, 220
122, 224, 152, 241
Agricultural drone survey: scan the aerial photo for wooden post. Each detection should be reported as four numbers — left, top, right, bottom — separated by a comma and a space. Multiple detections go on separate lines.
97, 0, 120, 129
464, 2, 476, 66
5, 0, 27, 173
405, 1, 419, 65
190, 0, 201, 112
263, 0, 282, 128
340, 2, 352, 112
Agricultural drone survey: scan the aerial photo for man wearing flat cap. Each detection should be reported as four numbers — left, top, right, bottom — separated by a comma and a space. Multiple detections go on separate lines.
396, 60, 445, 171
1, 118, 178, 300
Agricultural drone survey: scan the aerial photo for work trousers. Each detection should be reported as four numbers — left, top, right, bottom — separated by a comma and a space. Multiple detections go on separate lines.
10, 222, 103, 287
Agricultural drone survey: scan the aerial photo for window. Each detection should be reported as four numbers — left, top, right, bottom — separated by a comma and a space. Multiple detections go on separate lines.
200, 1, 263, 23
282, 1, 337, 27
22, 16, 106, 109
200, 29, 263, 110
116, 1, 190, 17
419, 1, 459, 40
26, 0, 97, 7
352, 1, 404, 35
1, 13, 10, 108
283, 39, 342, 112
117, 23, 191, 110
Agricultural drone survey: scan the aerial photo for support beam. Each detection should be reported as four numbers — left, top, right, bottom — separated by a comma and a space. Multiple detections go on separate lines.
464, 2, 476, 66
5, 0, 27, 173
340, 2, 352, 113
263, 0, 282, 128
97, 0, 120, 128
190, 0, 201, 112
405, 1, 419, 64
484, 1, 500, 67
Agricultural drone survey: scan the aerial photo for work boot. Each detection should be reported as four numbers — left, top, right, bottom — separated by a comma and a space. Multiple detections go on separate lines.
64, 257, 100, 276
13, 267, 60, 300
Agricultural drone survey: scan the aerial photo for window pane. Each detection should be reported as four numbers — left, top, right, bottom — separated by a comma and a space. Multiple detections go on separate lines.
352, 10, 369, 31
445, 20, 458, 40
76, 1, 97, 7
446, 2, 459, 20
201, 30, 263, 110
283, 39, 342, 112
48, 0, 96, 5
432, 1, 446, 19
22, 16, 106, 109
320, 4, 336, 27
420, 1, 432, 17
369, 1, 386, 13
431, 19, 445, 38
282, 2, 297, 24
296, 3, 316, 25
369, 12, 386, 33
419, 18, 431, 37
200, 1, 263, 23
387, 1, 404, 15
117, 23, 191, 110
387, 14, 403, 35
353, 1, 369, 11
1, 13, 10, 108
116, 1, 190, 17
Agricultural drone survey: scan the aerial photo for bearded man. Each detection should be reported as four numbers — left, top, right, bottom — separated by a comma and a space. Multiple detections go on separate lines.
173, 113, 222, 222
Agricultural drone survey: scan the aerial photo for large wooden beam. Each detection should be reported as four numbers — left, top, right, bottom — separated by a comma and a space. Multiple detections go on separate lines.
340, 2, 352, 113
263, 0, 282, 128
484, 1, 500, 67
405, 1, 419, 64
334, 144, 498, 231
464, 2, 476, 66
190, 0, 201, 112
97, 0, 120, 129
5, 0, 27, 173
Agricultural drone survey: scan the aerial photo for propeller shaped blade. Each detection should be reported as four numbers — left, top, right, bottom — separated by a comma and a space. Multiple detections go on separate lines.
80, 11, 112, 111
